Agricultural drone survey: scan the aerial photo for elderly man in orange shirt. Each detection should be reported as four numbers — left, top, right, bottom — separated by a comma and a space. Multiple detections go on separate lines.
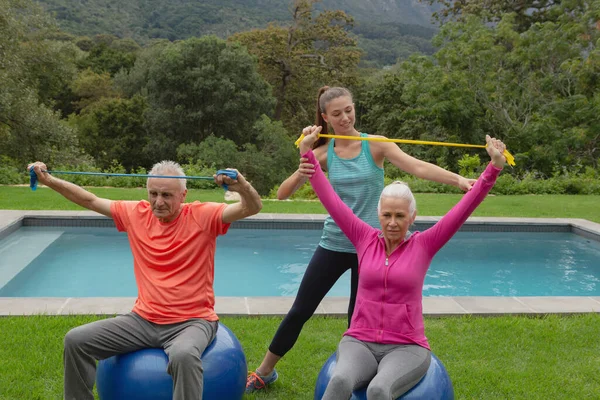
28, 160, 262, 400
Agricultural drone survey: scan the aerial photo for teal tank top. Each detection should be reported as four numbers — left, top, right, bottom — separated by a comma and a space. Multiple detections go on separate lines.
319, 133, 385, 253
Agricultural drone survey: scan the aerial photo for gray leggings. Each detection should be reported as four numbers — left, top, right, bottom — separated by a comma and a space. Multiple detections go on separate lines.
323, 336, 431, 400
63, 312, 217, 400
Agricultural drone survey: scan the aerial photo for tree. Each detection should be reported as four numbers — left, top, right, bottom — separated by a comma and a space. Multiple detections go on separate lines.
113, 41, 170, 98
361, 3, 600, 175
176, 116, 298, 195
20, 35, 83, 107
361, 55, 485, 170
231, 0, 361, 135
119, 35, 275, 157
177, 135, 240, 167
78, 41, 138, 76
423, 0, 589, 32
71, 68, 120, 111
0, 0, 85, 166
70, 95, 151, 171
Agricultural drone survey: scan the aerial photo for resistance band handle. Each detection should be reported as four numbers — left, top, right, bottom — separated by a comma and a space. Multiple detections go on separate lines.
215, 169, 238, 191
29, 168, 239, 191
29, 167, 39, 191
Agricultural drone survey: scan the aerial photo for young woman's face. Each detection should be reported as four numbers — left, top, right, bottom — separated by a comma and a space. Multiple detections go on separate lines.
322, 96, 355, 134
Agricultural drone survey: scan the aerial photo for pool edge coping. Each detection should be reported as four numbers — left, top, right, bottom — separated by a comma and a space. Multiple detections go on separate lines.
1, 296, 600, 317
1, 210, 600, 317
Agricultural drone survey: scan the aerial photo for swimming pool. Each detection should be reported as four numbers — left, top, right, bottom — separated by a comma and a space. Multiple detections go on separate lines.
1, 225, 599, 297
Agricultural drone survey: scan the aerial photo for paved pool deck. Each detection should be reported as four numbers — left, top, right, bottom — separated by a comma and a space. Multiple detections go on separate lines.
1, 210, 600, 318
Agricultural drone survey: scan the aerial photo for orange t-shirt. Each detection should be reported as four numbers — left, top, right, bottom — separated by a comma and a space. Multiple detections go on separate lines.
110, 200, 230, 324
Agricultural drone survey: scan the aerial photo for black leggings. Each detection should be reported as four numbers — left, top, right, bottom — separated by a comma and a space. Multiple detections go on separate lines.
268, 246, 359, 357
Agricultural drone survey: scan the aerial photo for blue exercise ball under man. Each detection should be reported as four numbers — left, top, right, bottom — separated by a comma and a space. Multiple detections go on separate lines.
97, 323, 247, 400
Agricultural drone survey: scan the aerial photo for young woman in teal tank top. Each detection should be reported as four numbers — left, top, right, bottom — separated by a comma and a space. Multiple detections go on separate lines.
246, 86, 476, 393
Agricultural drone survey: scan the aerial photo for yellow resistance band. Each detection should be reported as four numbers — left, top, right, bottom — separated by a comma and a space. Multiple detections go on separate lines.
295, 133, 516, 166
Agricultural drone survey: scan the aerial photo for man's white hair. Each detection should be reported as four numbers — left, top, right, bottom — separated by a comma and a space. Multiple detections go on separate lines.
147, 160, 186, 191
377, 181, 416, 216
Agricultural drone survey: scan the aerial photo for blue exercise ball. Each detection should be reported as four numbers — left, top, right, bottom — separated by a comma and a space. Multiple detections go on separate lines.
314, 352, 454, 400
97, 323, 247, 400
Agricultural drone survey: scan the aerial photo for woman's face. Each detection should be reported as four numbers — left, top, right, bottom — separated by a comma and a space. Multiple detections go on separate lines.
378, 196, 415, 243
322, 96, 355, 134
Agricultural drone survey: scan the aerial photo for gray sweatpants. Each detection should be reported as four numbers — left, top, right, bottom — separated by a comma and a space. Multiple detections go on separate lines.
323, 335, 431, 400
63, 312, 218, 400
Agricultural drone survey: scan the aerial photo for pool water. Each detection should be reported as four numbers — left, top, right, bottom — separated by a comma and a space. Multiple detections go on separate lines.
0, 227, 599, 297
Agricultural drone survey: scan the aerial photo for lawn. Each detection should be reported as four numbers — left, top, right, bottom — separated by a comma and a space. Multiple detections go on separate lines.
1, 186, 599, 223
1, 186, 600, 399
0, 314, 599, 400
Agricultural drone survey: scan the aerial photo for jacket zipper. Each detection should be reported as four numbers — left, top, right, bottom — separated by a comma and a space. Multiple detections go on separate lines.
379, 256, 389, 341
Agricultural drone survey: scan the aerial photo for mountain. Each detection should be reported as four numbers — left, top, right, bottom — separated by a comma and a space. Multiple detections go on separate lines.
36, 0, 439, 66
320, 0, 437, 26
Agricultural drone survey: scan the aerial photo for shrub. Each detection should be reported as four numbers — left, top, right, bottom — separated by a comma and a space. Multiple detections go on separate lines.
458, 154, 481, 178
181, 163, 218, 190
266, 169, 600, 199
0, 165, 25, 185
3, 159, 599, 196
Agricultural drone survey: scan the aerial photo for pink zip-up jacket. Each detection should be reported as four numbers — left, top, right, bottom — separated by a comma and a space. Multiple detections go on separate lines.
303, 149, 502, 350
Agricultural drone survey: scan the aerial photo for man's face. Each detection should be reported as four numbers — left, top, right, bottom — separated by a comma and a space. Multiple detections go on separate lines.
147, 178, 187, 223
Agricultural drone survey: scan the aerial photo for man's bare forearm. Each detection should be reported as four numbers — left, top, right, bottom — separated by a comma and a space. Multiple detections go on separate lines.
43, 176, 100, 209
236, 183, 263, 216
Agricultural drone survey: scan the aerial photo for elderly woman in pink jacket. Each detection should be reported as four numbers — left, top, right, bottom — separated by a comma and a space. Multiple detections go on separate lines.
298, 127, 507, 400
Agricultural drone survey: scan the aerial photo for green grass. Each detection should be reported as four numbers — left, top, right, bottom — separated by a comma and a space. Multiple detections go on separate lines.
1, 186, 599, 222
2, 186, 599, 399
0, 315, 599, 399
